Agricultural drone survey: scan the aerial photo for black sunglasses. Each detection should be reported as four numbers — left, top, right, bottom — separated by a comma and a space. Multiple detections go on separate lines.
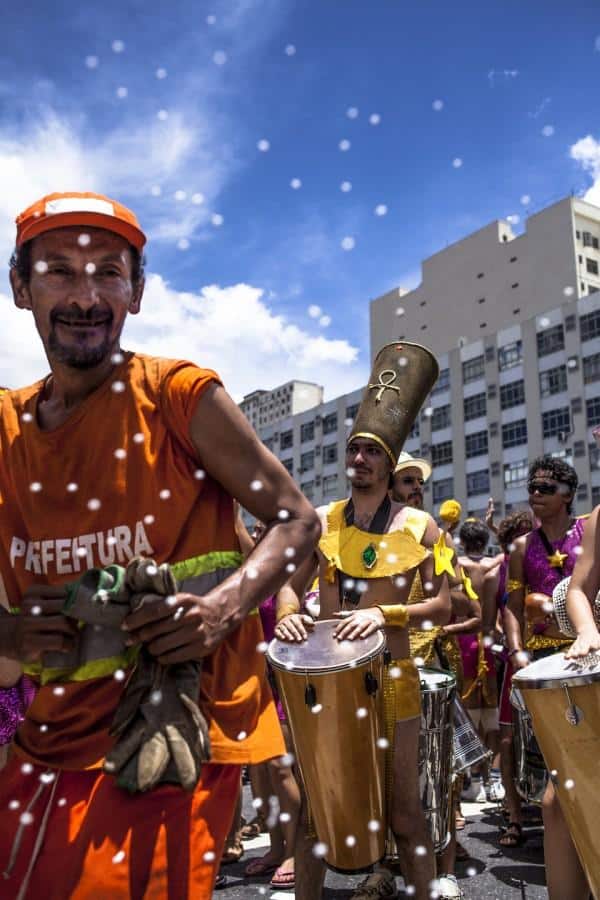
527, 481, 559, 496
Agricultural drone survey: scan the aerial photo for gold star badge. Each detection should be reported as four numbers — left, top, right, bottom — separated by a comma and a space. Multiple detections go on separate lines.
547, 550, 568, 568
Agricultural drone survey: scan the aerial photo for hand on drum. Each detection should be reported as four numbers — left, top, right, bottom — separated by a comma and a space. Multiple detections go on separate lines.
565, 624, 600, 660
333, 607, 385, 641
274, 613, 315, 642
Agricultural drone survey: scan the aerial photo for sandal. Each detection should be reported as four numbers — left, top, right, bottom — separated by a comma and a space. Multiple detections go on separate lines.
244, 857, 279, 877
221, 837, 244, 864
271, 866, 295, 889
241, 817, 267, 840
499, 821, 526, 848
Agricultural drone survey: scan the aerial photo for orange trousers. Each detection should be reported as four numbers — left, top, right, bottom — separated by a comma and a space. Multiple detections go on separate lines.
0, 758, 240, 899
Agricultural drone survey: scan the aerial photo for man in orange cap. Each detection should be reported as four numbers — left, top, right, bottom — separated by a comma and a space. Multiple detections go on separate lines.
0, 191, 320, 898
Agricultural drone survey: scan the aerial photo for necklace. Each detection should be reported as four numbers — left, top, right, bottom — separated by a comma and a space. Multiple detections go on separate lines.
344, 495, 391, 571
537, 521, 574, 571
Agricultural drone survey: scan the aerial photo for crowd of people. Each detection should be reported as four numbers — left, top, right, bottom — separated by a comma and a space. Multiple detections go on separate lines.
0, 190, 599, 900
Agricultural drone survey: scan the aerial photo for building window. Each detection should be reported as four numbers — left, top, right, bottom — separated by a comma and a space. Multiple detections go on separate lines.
263, 437, 275, 452
345, 403, 359, 422
323, 443, 338, 465
465, 430, 488, 459
583, 352, 600, 385
281, 458, 293, 474
408, 419, 420, 439
431, 405, 451, 431
431, 441, 453, 466
502, 419, 528, 448
587, 258, 599, 276
537, 324, 565, 357
500, 379, 525, 410
498, 340, 522, 370
593, 485, 600, 508
580, 310, 600, 342
587, 397, 600, 428
583, 232, 600, 249
467, 469, 490, 497
463, 393, 487, 422
432, 477, 454, 504
539, 365, 568, 397
504, 458, 529, 488
300, 450, 314, 471
432, 368, 450, 394
301, 480, 314, 500
323, 413, 338, 434
300, 421, 315, 442
323, 474, 338, 495
462, 355, 485, 383
542, 407, 571, 438
589, 443, 600, 469
280, 430, 293, 450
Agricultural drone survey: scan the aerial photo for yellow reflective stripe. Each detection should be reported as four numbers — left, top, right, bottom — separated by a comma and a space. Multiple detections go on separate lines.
24, 645, 140, 686
171, 550, 243, 582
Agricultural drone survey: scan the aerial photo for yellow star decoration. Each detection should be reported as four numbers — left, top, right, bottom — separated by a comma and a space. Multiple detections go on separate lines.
433, 531, 455, 578
461, 569, 479, 601
547, 550, 568, 568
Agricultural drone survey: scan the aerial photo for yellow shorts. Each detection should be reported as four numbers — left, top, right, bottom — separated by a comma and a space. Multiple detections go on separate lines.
383, 657, 422, 723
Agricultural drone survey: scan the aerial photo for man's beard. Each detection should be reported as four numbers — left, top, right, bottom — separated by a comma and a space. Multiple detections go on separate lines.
408, 492, 423, 508
47, 310, 114, 370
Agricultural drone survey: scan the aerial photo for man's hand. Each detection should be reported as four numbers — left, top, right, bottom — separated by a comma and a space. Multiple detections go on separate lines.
274, 613, 314, 643
5, 586, 77, 662
332, 608, 385, 641
122, 592, 229, 664
565, 625, 600, 660
510, 649, 531, 671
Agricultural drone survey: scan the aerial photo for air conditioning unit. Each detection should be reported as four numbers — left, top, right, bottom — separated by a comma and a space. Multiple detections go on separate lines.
567, 356, 579, 371
574, 440, 586, 457
315, 416, 322, 425
487, 384, 497, 399
571, 397, 582, 414
273, 432, 279, 441
421, 442, 430, 455
315, 476, 321, 486
489, 422, 499, 437
491, 461, 501, 477
577, 483, 589, 499
485, 346, 496, 362
564, 314, 576, 332
315, 447, 321, 456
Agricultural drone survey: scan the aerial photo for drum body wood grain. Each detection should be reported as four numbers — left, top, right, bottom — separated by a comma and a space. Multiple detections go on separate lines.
513, 652, 600, 899
267, 620, 386, 871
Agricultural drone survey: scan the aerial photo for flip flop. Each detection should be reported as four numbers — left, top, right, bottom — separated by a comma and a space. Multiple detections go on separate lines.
271, 867, 296, 889
499, 822, 527, 848
244, 858, 279, 877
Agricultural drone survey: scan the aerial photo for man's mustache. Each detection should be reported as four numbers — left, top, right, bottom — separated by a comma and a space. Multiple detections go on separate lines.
51, 307, 113, 325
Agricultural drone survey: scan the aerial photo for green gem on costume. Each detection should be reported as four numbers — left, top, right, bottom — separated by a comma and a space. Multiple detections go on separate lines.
362, 543, 378, 569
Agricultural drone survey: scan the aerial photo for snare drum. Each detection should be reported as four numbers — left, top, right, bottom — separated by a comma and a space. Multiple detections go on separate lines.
267, 620, 386, 871
512, 652, 600, 897
452, 696, 491, 774
509, 692, 548, 804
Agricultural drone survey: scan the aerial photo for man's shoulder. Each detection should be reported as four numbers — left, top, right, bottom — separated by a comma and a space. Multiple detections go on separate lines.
389, 504, 432, 536
0, 379, 45, 423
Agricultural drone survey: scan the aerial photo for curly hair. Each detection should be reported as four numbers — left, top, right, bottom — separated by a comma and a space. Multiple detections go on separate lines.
459, 518, 490, 555
9, 240, 145, 288
528, 454, 578, 513
497, 509, 534, 553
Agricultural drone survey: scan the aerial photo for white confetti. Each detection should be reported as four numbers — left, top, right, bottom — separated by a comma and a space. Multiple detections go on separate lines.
256, 641, 268, 654
369, 113, 381, 125
212, 50, 227, 66
111, 39, 125, 53
157, 110, 169, 121
432, 99, 444, 111
111, 352, 124, 365
30, 482, 42, 493
116, 87, 128, 99
278, 509, 290, 520
112, 850, 126, 864
58, 798, 67, 807
87, 498, 101, 511
520, 194, 531, 205
203, 850, 216, 862
563, 286, 574, 297
341, 236, 355, 251
85, 55, 99, 69
155, 67, 167, 79
319, 315, 331, 327
414, 844, 427, 856
133, 432, 145, 443
346, 106, 359, 119
284, 44, 297, 56
150, 185, 161, 196
368, 819, 381, 832
194, 469, 206, 480
345, 835, 356, 847
206, 14, 216, 25
150, 690, 163, 705
565, 778, 575, 790
396, 307, 405, 317
8, 800, 20, 810
285, 563, 296, 573
21, 763, 34, 775
338, 139, 351, 152
308, 304, 322, 318
177, 238, 190, 251
30, 605, 41, 616
279, 812, 291, 823
111, 380, 125, 393
22, 412, 34, 423
211, 213, 224, 227
20, 812, 34, 826
52, 686, 66, 696
250, 479, 263, 491
541, 125, 555, 137
311, 703, 323, 714
257, 139, 270, 152
191, 193, 205, 205
452, 157, 463, 168
114, 669, 126, 682
290, 178, 302, 190
114, 448, 126, 460
312, 842, 328, 858
237, 730, 247, 741
374, 204, 388, 217
356, 707, 368, 719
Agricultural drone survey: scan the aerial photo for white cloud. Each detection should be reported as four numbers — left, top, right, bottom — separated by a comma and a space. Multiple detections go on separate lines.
0, 276, 364, 401
570, 134, 600, 205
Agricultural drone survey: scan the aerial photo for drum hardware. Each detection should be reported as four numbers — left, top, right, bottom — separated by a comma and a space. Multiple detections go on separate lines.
304, 683, 317, 708
365, 672, 379, 695
562, 683, 583, 726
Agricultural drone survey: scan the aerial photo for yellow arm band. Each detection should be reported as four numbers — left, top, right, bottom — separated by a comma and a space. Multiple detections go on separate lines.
276, 602, 300, 623
376, 604, 409, 628
507, 579, 524, 593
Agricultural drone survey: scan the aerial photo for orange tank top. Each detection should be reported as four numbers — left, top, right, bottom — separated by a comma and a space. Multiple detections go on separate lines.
0, 353, 277, 768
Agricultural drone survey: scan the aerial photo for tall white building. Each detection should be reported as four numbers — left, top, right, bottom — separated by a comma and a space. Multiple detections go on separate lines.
242, 196, 600, 517
239, 380, 323, 431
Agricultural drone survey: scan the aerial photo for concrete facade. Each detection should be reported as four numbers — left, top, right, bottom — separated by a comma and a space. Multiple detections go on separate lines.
239, 380, 323, 431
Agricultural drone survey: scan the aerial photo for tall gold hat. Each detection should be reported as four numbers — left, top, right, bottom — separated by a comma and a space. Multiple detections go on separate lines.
349, 341, 439, 465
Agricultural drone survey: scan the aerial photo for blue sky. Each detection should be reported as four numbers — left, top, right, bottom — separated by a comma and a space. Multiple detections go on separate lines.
0, 0, 599, 398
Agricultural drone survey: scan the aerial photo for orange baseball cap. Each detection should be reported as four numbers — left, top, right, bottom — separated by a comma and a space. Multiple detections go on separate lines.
15, 191, 146, 250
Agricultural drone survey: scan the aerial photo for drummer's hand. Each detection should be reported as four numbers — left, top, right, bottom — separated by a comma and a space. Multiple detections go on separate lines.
333, 608, 385, 641
510, 649, 531, 671
274, 613, 315, 642
565, 625, 600, 659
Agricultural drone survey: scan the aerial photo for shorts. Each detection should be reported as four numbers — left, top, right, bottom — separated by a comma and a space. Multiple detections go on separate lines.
383, 657, 422, 723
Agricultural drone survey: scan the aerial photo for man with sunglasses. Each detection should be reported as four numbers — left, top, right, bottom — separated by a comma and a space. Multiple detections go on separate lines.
504, 454, 586, 899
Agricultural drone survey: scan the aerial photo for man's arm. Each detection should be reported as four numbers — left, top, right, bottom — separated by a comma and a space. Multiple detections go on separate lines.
504, 537, 527, 666
124, 384, 320, 663
481, 567, 501, 637
407, 517, 451, 628
566, 508, 600, 657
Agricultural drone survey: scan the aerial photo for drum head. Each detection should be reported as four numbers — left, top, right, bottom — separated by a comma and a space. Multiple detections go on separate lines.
512, 651, 600, 690
267, 618, 385, 674
419, 667, 456, 691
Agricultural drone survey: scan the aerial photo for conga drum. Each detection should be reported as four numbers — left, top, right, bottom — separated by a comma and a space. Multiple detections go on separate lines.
267, 620, 386, 871
512, 652, 600, 897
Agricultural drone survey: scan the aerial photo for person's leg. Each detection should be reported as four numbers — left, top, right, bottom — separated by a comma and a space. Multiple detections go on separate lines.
294, 788, 326, 900
542, 780, 588, 900
242, 763, 269, 838
392, 716, 435, 899
268, 739, 301, 885
222, 780, 244, 863
498, 724, 524, 847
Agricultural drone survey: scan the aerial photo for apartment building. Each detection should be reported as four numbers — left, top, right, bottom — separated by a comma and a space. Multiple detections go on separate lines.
239, 380, 323, 431
241, 196, 600, 517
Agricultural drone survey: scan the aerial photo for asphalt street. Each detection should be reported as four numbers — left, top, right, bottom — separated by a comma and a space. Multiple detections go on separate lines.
216, 789, 548, 899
